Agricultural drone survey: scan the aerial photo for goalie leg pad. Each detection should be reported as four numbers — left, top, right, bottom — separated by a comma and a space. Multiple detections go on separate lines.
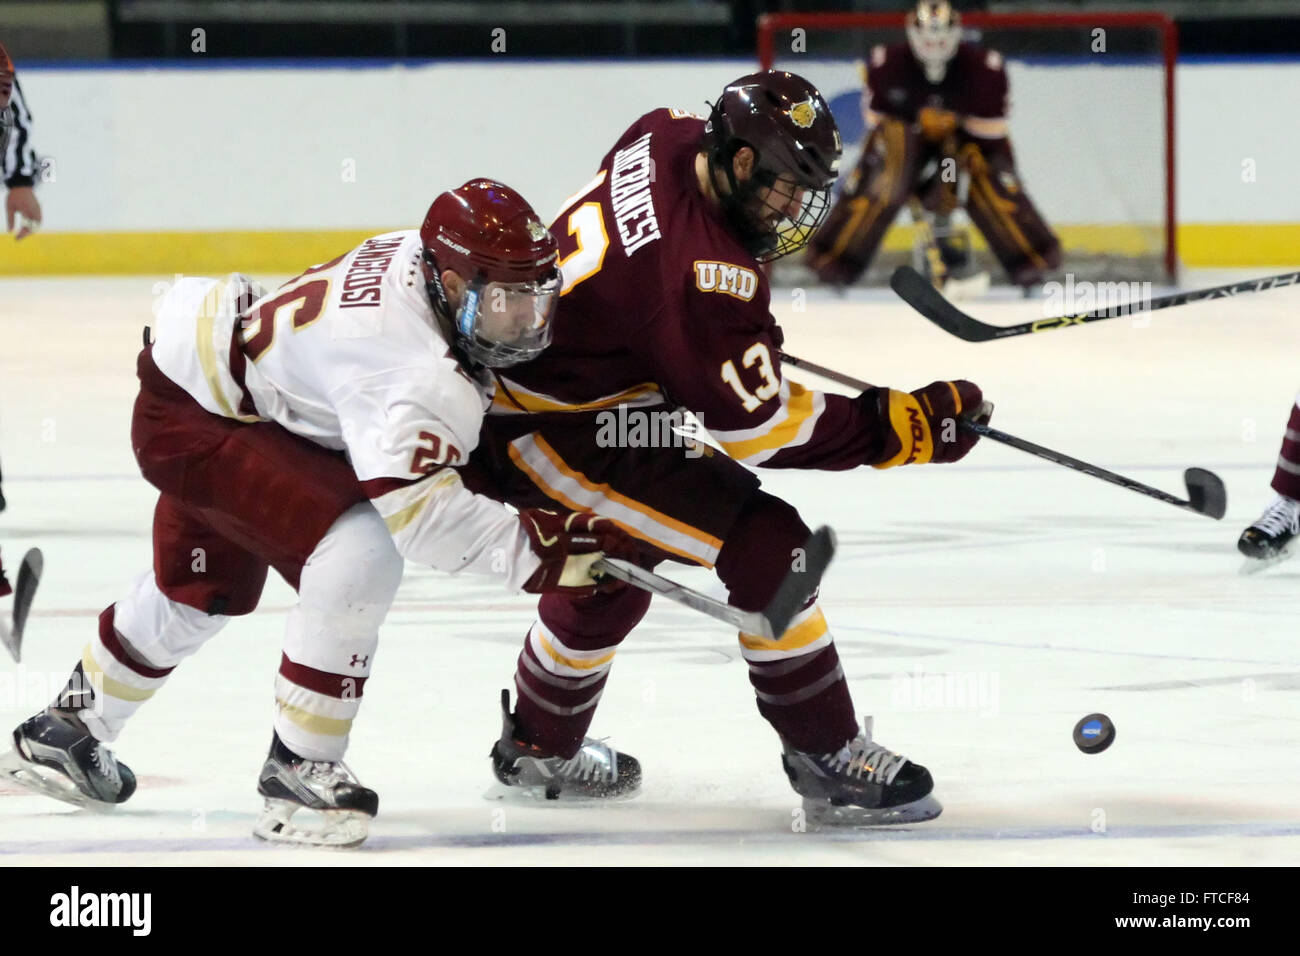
807, 118, 927, 285
959, 141, 1061, 286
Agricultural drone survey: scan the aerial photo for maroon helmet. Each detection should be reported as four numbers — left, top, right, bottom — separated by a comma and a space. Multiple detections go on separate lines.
702, 70, 842, 262
419, 179, 561, 368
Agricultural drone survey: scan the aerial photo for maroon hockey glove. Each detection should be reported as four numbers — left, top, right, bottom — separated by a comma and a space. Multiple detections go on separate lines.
519, 509, 637, 596
871, 380, 991, 468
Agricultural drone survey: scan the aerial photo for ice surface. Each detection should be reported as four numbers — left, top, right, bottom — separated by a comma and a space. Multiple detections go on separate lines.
1, 271, 1298, 865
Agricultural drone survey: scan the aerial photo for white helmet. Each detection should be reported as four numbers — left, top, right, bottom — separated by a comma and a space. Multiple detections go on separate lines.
906, 1, 963, 84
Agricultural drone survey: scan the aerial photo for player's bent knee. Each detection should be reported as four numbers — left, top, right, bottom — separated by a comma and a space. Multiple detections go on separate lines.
715, 492, 813, 612
112, 570, 232, 668
301, 502, 404, 625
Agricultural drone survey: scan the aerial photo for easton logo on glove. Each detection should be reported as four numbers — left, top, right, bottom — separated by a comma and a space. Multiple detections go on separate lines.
877, 391, 936, 467
872, 380, 986, 468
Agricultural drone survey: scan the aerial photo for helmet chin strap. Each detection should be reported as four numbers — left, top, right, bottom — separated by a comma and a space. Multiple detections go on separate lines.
422, 255, 484, 373
706, 146, 779, 258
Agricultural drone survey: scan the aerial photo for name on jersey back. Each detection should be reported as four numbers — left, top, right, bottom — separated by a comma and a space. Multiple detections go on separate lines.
609, 132, 662, 257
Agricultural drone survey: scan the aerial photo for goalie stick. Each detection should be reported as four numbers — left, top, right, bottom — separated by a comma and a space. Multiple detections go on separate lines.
890, 264, 1300, 343
594, 526, 836, 640
1, 548, 43, 663
779, 353, 1227, 520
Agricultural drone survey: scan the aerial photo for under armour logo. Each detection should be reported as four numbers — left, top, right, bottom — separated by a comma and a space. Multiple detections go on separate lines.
349, 654, 369, 668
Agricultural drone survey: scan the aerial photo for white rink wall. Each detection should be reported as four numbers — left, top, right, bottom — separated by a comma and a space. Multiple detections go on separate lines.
9, 58, 1300, 233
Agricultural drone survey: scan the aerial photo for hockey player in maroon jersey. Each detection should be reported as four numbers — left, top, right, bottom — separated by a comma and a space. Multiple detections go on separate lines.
806, 0, 1061, 290
1238, 394, 1300, 572
469, 70, 991, 823
1, 181, 637, 846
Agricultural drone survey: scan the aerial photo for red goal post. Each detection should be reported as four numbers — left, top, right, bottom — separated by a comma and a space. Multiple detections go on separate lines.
757, 11, 1178, 281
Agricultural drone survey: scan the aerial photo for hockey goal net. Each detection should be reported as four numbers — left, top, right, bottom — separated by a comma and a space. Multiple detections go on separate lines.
758, 11, 1177, 284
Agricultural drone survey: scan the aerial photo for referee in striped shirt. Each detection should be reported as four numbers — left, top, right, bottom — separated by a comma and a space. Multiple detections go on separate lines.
1, 41, 42, 241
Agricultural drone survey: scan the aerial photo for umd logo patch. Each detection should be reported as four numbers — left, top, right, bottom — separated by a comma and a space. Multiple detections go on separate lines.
694, 260, 759, 301
788, 99, 817, 129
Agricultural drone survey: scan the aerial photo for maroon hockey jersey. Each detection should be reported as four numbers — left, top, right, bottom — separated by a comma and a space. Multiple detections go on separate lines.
865, 41, 1009, 137
492, 108, 882, 471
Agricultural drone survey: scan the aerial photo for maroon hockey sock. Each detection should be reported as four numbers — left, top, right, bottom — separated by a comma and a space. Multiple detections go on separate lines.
716, 492, 859, 752
511, 585, 651, 758
1271, 397, 1300, 501
747, 641, 859, 754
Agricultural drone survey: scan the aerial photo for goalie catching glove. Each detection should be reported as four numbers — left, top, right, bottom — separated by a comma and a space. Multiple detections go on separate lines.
519, 509, 637, 596
870, 380, 990, 468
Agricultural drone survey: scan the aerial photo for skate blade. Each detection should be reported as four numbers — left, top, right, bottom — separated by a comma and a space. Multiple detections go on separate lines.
1238, 546, 1295, 576
482, 779, 642, 805
252, 798, 370, 848
803, 793, 943, 828
0, 747, 118, 812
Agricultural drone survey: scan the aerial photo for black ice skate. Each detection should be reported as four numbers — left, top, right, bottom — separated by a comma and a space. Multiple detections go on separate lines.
489, 689, 641, 801
1238, 494, 1300, 574
253, 732, 378, 848
781, 717, 941, 826
0, 701, 137, 810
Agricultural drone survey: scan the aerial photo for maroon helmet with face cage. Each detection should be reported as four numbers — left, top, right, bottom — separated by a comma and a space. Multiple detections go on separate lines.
702, 70, 842, 262
419, 179, 562, 369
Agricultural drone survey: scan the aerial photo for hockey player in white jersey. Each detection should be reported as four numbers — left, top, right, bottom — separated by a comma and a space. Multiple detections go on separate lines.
1, 179, 636, 847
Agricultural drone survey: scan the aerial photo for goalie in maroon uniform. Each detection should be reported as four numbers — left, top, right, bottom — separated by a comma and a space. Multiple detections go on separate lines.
468, 69, 992, 823
806, 0, 1061, 289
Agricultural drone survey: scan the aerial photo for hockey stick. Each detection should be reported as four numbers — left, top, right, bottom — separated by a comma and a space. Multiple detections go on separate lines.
779, 353, 1227, 520
1, 548, 43, 663
890, 264, 1300, 342
593, 526, 836, 640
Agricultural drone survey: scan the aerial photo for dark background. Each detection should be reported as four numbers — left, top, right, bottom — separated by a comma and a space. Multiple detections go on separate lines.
6, 1, 1300, 62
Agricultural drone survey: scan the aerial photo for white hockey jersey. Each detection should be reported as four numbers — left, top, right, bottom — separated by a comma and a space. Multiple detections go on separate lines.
149, 230, 540, 590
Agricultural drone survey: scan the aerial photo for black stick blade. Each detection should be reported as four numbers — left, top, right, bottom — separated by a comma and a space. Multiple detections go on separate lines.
763, 526, 837, 638
3, 548, 42, 662
890, 266, 999, 342
1183, 469, 1227, 520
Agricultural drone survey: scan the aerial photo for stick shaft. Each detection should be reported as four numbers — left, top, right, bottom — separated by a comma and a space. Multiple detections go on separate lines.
779, 352, 1208, 515
891, 265, 1300, 342
593, 557, 774, 639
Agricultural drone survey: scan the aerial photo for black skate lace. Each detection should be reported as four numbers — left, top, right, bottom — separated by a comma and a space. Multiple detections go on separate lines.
1254, 497, 1300, 538
824, 736, 908, 786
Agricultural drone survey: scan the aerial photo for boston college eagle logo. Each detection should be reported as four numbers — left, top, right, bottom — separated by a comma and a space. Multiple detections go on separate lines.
788, 98, 817, 129
526, 220, 548, 242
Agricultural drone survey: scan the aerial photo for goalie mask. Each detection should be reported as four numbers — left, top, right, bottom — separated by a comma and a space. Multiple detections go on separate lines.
419, 179, 561, 369
906, 1, 963, 84
703, 70, 841, 263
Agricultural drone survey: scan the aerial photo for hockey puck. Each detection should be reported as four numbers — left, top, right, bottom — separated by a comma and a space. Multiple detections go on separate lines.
1073, 713, 1115, 754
